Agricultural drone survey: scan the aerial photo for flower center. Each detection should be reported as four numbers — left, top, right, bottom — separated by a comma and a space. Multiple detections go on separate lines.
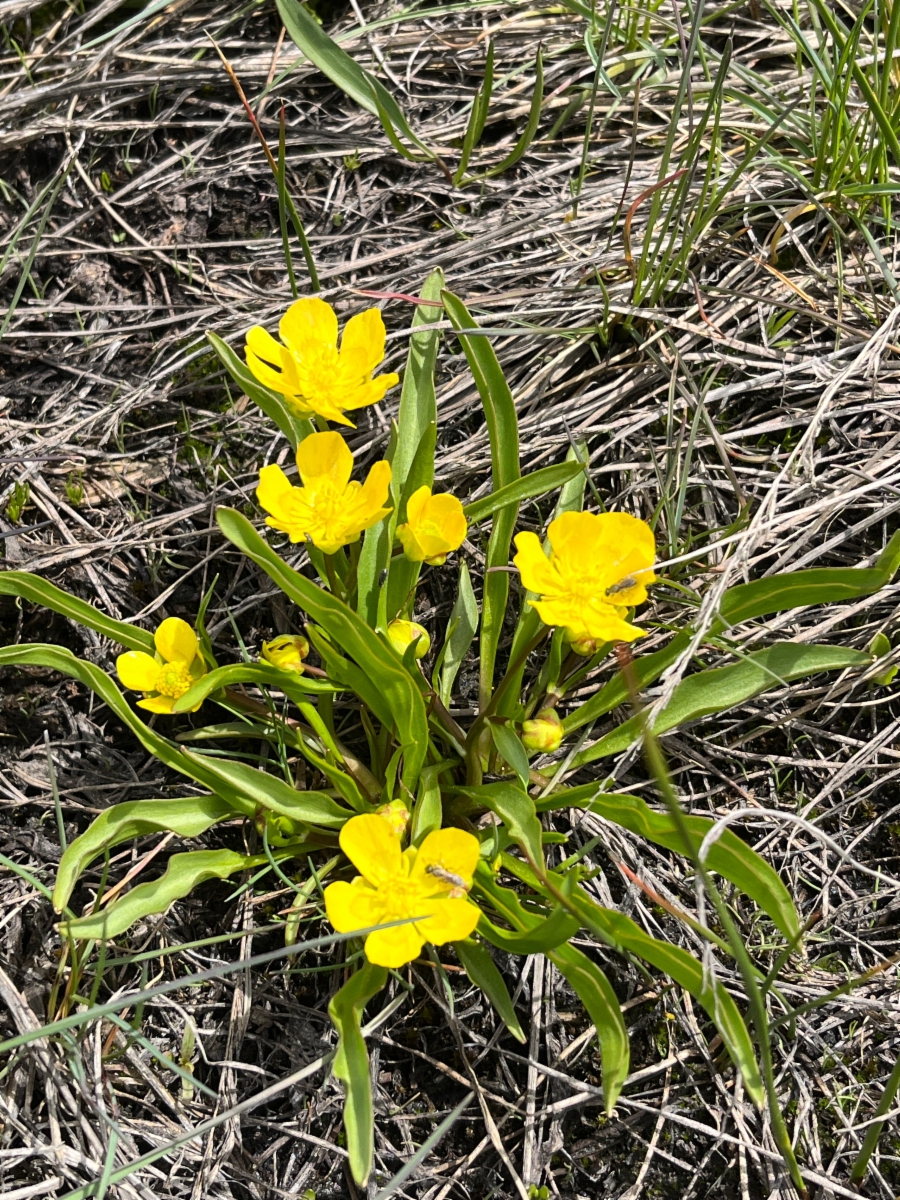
155, 660, 194, 698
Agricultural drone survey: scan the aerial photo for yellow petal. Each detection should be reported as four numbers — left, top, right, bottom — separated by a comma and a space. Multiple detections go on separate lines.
364, 923, 425, 969
416, 898, 480, 946
425, 494, 467, 552
245, 348, 290, 396
413, 827, 480, 889
513, 532, 558, 596
137, 695, 175, 713
397, 522, 426, 563
256, 464, 293, 519
340, 308, 386, 374
245, 325, 285, 367
405, 485, 431, 526
358, 459, 392, 513
155, 617, 198, 665
343, 372, 400, 411
339, 813, 402, 886
324, 878, 381, 933
279, 296, 338, 355
116, 651, 160, 691
295, 431, 353, 490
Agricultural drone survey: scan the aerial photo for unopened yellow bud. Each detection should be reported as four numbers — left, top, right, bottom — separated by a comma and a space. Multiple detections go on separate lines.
386, 619, 430, 659
567, 634, 603, 657
521, 707, 563, 753
261, 634, 310, 672
376, 799, 410, 839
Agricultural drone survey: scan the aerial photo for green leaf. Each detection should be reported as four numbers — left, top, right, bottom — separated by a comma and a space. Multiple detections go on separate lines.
438, 560, 479, 707
454, 936, 525, 1042
537, 787, 799, 942
453, 39, 494, 184
53, 796, 235, 912
411, 762, 444, 845
565, 534, 900, 735
463, 461, 584, 524
488, 722, 531, 789
172, 661, 337, 712
276, 0, 431, 160
480, 47, 544, 178
551, 943, 629, 1112
216, 508, 430, 792
206, 331, 312, 450
329, 961, 389, 1187
572, 643, 872, 767
386, 420, 437, 620
478, 906, 580, 955
0, 572, 155, 653
442, 290, 520, 706
180, 750, 352, 828
475, 867, 627, 1110
571, 892, 764, 1106
62, 848, 294, 941
456, 782, 543, 868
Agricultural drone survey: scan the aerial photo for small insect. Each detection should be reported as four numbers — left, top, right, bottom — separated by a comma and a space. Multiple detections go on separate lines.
606, 575, 638, 597
425, 864, 470, 898
378, 569, 389, 587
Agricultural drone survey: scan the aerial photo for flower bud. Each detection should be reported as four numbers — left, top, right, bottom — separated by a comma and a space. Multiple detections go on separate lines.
567, 634, 603, 657
261, 634, 310, 672
377, 798, 410, 839
386, 619, 430, 659
520, 707, 563, 753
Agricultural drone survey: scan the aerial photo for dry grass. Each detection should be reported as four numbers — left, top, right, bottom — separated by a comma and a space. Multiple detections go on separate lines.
3, 0, 900, 1196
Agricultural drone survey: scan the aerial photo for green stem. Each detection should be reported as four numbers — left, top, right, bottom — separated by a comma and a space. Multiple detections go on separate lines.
850, 1050, 900, 1186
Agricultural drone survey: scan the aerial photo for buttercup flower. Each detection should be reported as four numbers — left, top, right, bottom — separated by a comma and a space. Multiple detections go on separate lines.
256, 431, 391, 554
262, 634, 310, 672
325, 814, 480, 968
397, 486, 467, 565
116, 618, 206, 714
245, 297, 399, 426
514, 511, 656, 644
386, 619, 430, 660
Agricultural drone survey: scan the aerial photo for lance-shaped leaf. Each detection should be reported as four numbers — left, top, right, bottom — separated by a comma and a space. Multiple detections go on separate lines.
565, 532, 900, 735
329, 961, 389, 1187
206, 331, 312, 450
572, 643, 872, 768
0, 572, 155, 653
476, 867, 628, 1109
489, 722, 531, 789
61, 847, 304, 940
442, 290, 520, 706
276, 0, 431, 160
438, 560, 478, 707
53, 796, 235, 912
537, 787, 799, 942
454, 937, 525, 1042
571, 891, 765, 1106
463, 461, 584, 524
478, 905, 580, 955
216, 507, 430, 791
456, 782, 544, 868
172, 661, 338, 712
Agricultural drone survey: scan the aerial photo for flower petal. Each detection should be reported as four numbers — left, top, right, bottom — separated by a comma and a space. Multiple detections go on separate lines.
295, 431, 354, 490
342, 371, 400, 411
397, 522, 426, 562
245, 348, 290, 396
279, 296, 338, 355
245, 325, 286, 367
155, 617, 198, 665
339, 813, 402, 887
256, 464, 293, 519
416, 898, 480, 946
340, 308, 387, 374
412, 827, 480, 890
324, 878, 381, 933
513, 532, 558, 596
405, 485, 431, 526
116, 651, 160, 691
364, 923, 425, 969
358, 459, 392, 514
137, 695, 175, 713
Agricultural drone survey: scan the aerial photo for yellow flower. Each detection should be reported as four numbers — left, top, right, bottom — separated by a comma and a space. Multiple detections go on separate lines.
244, 297, 399, 426
256, 431, 391, 554
386, 619, 430, 660
261, 634, 310, 672
116, 618, 206, 714
514, 511, 656, 644
397, 486, 467, 565
324, 814, 480, 968
376, 799, 411, 840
